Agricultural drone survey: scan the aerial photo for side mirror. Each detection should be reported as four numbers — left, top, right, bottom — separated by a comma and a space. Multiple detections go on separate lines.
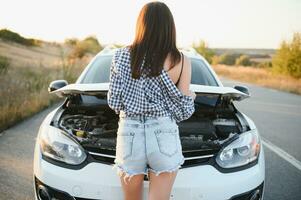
48, 80, 68, 93
234, 85, 250, 95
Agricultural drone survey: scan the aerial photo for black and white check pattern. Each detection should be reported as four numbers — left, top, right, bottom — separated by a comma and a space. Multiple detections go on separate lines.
107, 47, 195, 122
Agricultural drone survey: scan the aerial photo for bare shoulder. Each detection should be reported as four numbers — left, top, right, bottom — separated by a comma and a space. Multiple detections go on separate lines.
182, 54, 192, 72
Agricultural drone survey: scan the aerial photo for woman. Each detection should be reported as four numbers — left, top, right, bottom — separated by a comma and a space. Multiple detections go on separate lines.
108, 1, 196, 200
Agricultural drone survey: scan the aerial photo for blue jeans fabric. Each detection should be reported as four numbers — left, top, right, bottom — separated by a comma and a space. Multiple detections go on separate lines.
112, 115, 185, 184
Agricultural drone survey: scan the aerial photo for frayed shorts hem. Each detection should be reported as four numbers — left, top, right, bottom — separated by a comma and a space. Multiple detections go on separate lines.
112, 157, 185, 184
112, 164, 148, 185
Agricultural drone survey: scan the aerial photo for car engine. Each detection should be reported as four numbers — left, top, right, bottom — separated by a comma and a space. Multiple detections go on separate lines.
57, 107, 247, 152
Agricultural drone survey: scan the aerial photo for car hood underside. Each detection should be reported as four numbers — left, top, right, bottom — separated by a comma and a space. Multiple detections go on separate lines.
51, 83, 249, 101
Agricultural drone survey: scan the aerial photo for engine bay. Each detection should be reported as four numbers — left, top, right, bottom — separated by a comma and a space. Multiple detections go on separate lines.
55, 103, 249, 152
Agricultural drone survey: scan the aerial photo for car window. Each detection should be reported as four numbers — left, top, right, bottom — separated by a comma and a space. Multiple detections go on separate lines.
190, 58, 218, 86
80, 56, 112, 83
80, 55, 218, 86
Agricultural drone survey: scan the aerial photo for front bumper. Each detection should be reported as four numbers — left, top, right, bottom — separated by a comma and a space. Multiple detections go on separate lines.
33, 142, 265, 200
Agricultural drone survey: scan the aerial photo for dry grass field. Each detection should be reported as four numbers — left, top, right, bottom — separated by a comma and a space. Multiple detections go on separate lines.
0, 40, 66, 68
212, 64, 301, 95
0, 40, 90, 132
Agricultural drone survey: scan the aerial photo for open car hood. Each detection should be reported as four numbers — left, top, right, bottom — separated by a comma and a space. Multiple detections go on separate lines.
51, 83, 250, 101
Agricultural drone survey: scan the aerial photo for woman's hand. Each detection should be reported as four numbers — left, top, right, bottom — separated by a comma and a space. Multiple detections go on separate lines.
189, 90, 196, 100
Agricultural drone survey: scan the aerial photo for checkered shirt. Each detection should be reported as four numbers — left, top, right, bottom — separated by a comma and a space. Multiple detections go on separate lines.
107, 47, 195, 122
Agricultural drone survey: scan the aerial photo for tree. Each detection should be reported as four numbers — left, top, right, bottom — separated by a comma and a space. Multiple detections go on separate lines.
192, 40, 215, 63
272, 32, 301, 78
82, 36, 102, 54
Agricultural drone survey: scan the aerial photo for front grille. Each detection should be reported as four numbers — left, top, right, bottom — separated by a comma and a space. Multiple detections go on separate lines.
88, 149, 216, 162
89, 151, 115, 164
87, 149, 217, 167
87, 149, 216, 181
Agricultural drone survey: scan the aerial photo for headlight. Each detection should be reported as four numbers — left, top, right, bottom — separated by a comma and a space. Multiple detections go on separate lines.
38, 125, 87, 165
216, 130, 261, 168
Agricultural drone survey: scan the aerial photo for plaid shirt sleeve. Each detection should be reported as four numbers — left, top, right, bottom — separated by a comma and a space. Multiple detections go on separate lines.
107, 48, 124, 114
176, 94, 195, 122
160, 71, 195, 122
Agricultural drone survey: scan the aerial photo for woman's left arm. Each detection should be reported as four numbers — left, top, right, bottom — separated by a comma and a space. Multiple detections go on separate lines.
107, 49, 124, 114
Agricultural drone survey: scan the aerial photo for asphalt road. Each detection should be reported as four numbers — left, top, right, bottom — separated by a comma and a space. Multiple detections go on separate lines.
0, 77, 300, 200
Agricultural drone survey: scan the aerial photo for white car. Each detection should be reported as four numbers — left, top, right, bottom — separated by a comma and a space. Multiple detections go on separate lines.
33, 47, 265, 200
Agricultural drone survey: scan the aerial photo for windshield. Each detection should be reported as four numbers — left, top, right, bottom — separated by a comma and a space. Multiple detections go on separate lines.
80, 55, 218, 86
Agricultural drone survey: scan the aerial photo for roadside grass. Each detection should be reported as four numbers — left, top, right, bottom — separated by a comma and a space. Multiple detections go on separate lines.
212, 64, 301, 95
0, 58, 89, 132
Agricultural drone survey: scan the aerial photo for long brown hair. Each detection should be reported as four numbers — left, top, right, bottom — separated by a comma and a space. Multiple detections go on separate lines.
128, 1, 181, 79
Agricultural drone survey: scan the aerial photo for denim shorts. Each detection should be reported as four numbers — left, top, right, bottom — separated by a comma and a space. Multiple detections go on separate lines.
112, 115, 185, 184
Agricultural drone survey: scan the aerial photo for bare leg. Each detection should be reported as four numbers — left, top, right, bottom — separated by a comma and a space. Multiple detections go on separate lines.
119, 173, 145, 200
148, 170, 178, 200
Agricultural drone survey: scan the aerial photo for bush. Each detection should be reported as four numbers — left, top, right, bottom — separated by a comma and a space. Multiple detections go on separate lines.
67, 36, 103, 59
272, 32, 301, 78
256, 61, 272, 69
0, 29, 41, 46
82, 36, 102, 53
216, 53, 240, 65
192, 40, 215, 63
65, 38, 79, 46
0, 56, 10, 75
235, 55, 251, 66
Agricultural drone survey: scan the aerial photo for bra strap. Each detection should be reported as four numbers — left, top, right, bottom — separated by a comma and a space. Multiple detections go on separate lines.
176, 52, 184, 86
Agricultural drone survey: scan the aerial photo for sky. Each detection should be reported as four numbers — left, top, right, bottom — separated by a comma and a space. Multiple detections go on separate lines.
0, 0, 300, 49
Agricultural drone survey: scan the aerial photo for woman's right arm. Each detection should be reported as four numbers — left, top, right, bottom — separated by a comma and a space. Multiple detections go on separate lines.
177, 54, 196, 100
